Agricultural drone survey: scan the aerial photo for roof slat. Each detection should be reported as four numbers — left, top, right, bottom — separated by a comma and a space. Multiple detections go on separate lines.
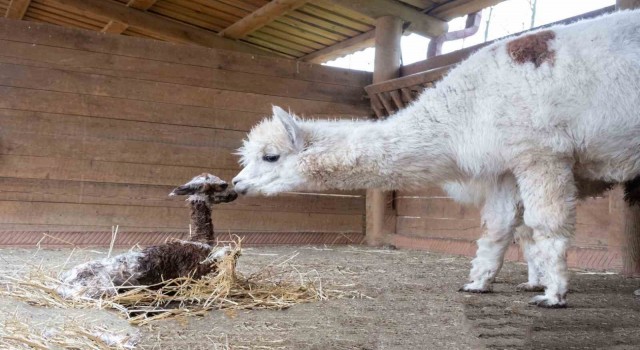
5, 0, 31, 19
276, 16, 347, 42
45, 0, 273, 55
220, 0, 310, 39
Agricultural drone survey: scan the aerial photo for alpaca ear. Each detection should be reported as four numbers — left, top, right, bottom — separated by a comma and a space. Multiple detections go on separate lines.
272, 106, 304, 149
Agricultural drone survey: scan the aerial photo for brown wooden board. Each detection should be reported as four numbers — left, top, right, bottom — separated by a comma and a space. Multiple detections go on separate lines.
0, 201, 363, 232
0, 21, 370, 243
0, 18, 372, 87
0, 62, 369, 115
0, 42, 370, 105
0, 178, 364, 215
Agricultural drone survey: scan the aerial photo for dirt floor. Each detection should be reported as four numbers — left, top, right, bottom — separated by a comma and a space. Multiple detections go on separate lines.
0, 245, 639, 350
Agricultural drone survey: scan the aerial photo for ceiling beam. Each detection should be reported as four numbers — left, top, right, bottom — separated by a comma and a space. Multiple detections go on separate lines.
428, 0, 505, 21
300, 30, 375, 64
220, 0, 310, 39
5, 0, 32, 19
99, 0, 157, 35
329, 0, 448, 38
50, 0, 274, 56
127, 0, 158, 11
101, 20, 129, 34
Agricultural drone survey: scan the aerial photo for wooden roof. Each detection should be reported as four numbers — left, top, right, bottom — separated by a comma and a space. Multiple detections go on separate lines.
2, 0, 504, 62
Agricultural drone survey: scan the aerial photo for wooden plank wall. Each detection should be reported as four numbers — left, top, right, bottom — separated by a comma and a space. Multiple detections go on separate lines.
395, 188, 623, 271
0, 18, 372, 247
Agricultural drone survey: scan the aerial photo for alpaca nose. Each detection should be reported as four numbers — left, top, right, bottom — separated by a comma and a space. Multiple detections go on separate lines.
232, 178, 241, 186
219, 183, 228, 190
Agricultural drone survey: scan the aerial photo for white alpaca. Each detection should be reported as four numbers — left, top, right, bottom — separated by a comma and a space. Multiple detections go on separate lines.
233, 10, 640, 308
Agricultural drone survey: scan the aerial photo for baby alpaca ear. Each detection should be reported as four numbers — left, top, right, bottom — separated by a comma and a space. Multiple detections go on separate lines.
272, 105, 304, 149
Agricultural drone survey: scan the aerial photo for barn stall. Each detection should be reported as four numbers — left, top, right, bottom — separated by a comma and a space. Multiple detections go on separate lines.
0, 0, 638, 349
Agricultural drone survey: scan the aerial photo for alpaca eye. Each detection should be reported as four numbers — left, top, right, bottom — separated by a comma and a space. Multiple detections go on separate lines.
262, 154, 280, 162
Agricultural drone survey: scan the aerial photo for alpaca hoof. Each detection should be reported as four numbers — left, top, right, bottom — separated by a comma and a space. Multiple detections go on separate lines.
516, 282, 545, 292
528, 295, 567, 308
459, 283, 492, 293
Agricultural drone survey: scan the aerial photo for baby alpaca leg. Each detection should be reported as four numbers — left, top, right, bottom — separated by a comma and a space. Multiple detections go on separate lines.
461, 176, 520, 293
516, 160, 575, 308
515, 226, 545, 292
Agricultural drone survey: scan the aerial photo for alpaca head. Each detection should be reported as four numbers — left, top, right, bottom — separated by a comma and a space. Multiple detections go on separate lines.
233, 106, 308, 196
170, 173, 238, 204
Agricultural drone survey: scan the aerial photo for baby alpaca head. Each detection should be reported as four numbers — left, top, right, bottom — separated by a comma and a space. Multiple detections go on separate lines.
233, 106, 308, 196
170, 173, 238, 204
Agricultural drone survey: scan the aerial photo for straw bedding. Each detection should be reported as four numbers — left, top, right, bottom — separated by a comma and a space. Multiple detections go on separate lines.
1, 239, 356, 328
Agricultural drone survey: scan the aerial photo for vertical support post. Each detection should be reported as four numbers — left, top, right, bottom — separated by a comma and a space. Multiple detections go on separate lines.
617, 0, 640, 276
366, 16, 403, 246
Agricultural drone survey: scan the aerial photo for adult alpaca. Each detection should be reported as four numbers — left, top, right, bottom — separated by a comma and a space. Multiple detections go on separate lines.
233, 10, 640, 308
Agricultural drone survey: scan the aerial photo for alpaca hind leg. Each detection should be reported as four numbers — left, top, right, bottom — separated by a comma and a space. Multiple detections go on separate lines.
515, 225, 545, 292
460, 176, 520, 293
515, 159, 575, 308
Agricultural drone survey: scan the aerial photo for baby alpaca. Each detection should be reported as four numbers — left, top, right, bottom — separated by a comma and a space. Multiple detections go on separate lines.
56, 174, 237, 299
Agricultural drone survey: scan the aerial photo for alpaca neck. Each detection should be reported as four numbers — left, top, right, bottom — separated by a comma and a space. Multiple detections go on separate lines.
188, 197, 214, 243
298, 111, 455, 191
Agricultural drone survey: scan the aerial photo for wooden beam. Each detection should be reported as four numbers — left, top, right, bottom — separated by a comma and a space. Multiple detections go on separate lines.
101, 20, 128, 34
49, 0, 274, 56
428, 0, 505, 21
127, 0, 158, 11
5, 0, 31, 19
220, 0, 310, 40
366, 16, 403, 247
99, 0, 157, 35
300, 30, 375, 64
330, 0, 448, 38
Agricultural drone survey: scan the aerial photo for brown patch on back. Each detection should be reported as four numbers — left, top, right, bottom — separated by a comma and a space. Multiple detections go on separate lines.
507, 30, 556, 68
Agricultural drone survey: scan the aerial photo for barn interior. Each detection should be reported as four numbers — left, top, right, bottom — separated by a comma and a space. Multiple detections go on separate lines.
0, 0, 639, 349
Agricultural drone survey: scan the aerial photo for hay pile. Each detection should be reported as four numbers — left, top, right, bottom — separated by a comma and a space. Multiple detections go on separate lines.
0, 317, 138, 349
1, 239, 353, 327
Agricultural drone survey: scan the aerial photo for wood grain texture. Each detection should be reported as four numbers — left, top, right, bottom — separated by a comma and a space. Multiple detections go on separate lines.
220, 0, 309, 39
46, 0, 271, 55
5, 0, 31, 19
0, 18, 372, 87
0, 20, 370, 242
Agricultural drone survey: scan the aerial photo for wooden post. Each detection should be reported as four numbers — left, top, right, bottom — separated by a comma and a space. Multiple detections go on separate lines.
366, 16, 403, 246
617, 0, 640, 276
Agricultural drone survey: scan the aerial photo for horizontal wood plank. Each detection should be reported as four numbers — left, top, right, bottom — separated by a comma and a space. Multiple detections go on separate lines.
0, 18, 372, 87
396, 197, 481, 219
0, 201, 363, 232
0, 62, 370, 116
0, 40, 367, 105
0, 177, 364, 215
0, 86, 265, 131
396, 216, 482, 240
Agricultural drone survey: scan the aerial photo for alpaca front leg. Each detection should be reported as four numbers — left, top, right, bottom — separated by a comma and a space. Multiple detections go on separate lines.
460, 177, 520, 293
528, 234, 570, 307
515, 159, 575, 308
515, 226, 545, 292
